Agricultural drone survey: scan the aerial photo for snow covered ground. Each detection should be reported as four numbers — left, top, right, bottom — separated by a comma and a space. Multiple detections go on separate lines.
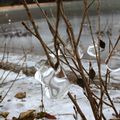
0, 53, 120, 120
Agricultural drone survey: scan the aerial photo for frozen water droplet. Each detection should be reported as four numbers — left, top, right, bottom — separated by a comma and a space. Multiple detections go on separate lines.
87, 45, 97, 57
34, 59, 70, 99
49, 76, 70, 99
87, 44, 104, 57
106, 52, 120, 72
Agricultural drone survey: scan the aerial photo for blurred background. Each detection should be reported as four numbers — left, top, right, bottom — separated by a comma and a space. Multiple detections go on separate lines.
0, 0, 76, 6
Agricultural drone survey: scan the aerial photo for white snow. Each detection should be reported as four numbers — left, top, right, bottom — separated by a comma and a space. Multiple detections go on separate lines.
0, 53, 120, 120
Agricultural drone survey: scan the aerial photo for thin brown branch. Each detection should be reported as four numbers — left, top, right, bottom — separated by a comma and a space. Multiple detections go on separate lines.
35, 0, 65, 47
53, 0, 61, 70
68, 92, 87, 120
92, 92, 112, 107
59, 47, 78, 78
76, 0, 96, 46
0, 55, 27, 103
23, 0, 55, 68
60, 2, 76, 51
22, 22, 36, 37
105, 34, 120, 64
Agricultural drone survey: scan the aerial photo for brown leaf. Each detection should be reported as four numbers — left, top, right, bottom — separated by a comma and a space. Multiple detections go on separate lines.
18, 110, 35, 120
45, 112, 57, 119
15, 92, 26, 99
22, 67, 36, 76
0, 95, 2, 100
0, 112, 9, 118
89, 62, 96, 80
77, 78, 84, 88
36, 112, 56, 119
36, 112, 45, 119
99, 39, 105, 49
12, 117, 18, 120
89, 68, 96, 80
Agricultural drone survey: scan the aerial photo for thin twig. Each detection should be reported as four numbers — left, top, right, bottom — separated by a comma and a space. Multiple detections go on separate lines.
23, 0, 55, 68
76, 0, 96, 46
35, 0, 66, 47
0, 56, 27, 103
53, 0, 61, 70
68, 92, 87, 120
59, 47, 78, 78
105, 34, 120, 64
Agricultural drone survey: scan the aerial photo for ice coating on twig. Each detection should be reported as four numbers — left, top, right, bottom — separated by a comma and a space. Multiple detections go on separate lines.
34, 59, 70, 99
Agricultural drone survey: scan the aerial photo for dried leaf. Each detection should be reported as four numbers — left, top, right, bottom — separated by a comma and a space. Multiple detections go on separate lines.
22, 67, 36, 76
89, 62, 96, 80
36, 112, 45, 119
99, 39, 105, 49
89, 68, 96, 80
15, 92, 26, 99
45, 112, 57, 119
36, 112, 56, 119
0, 95, 2, 100
0, 112, 9, 118
12, 117, 18, 120
18, 110, 35, 120
77, 78, 84, 88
